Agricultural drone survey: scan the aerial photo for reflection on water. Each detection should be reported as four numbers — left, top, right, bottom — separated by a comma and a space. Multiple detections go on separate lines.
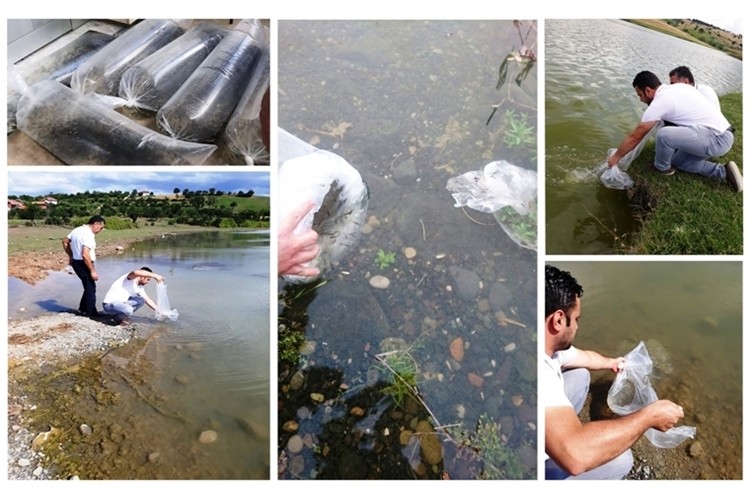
8, 230, 270, 479
548, 261, 742, 479
279, 20, 537, 479
546, 19, 742, 254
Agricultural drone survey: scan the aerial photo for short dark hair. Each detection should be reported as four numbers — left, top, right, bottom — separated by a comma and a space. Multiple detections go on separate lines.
668, 65, 695, 84
87, 215, 106, 225
140, 266, 153, 273
632, 71, 662, 91
545, 265, 583, 319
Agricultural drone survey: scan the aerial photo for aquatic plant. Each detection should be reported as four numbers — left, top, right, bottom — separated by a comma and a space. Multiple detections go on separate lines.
486, 20, 537, 126
447, 413, 525, 479
374, 249, 396, 270
502, 109, 535, 150
494, 201, 537, 250
375, 344, 420, 409
278, 327, 306, 365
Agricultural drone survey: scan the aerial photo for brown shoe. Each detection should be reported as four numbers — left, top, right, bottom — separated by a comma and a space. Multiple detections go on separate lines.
725, 161, 743, 193
652, 165, 675, 176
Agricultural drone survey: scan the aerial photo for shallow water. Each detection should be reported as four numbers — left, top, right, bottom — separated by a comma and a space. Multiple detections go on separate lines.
8, 230, 270, 479
545, 19, 742, 254
548, 261, 742, 479
278, 20, 537, 479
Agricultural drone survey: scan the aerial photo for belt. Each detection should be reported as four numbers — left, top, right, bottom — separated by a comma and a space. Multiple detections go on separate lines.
728, 126, 735, 133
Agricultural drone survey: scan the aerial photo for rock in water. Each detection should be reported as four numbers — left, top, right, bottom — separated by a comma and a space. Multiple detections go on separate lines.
198, 430, 218, 444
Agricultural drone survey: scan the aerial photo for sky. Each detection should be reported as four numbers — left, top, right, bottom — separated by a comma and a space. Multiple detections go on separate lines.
699, 18, 743, 36
7, 171, 270, 197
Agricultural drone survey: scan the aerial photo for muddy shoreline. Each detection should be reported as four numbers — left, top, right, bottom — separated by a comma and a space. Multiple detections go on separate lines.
8, 313, 138, 479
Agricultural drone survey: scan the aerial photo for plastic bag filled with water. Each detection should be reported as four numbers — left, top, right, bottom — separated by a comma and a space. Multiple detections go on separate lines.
600, 164, 634, 190
446, 160, 537, 250
278, 128, 369, 283
155, 282, 179, 321
608, 341, 696, 448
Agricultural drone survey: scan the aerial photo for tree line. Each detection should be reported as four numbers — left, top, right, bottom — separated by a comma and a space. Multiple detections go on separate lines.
8, 189, 269, 229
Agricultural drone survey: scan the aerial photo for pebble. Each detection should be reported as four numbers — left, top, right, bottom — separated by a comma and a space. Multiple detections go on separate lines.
512, 395, 524, 407
288, 454, 305, 476
33, 467, 43, 477
79, 424, 92, 436
403, 247, 417, 259
369, 275, 390, 289
449, 265, 481, 301
350, 407, 365, 417
17, 458, 30, 467
282, 420, 299, 433
148, 452, 161, 463
290, 371, 305, 391
689, 441, 703, 458
467, 373, 484, 387
504, 342, 517, 352
310, 393, 325, 403
449, 337, 465, 362
299, 341, 317, 356
198, 430, 218, 444
361, 224, 373, 235
287, 434, 304, 454
175, 375, 189, 384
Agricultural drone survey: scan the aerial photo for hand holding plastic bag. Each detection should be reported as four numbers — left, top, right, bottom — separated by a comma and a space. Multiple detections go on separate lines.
607, 341, 695, 448
155, 282, 179, 321
600, 163, 634, 190
446, 160, 537, 250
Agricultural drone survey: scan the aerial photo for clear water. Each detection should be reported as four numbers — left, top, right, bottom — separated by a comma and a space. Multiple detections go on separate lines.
8, 230, 270, 479
278, 20, 537, 479
545, 19, 743, 254
547, 261, 742, 479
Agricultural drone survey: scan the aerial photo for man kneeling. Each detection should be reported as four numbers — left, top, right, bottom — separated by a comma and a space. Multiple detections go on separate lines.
103, 267, 165, 325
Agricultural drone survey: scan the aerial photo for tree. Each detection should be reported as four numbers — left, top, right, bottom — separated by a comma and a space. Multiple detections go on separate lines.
174, 187, 181, 196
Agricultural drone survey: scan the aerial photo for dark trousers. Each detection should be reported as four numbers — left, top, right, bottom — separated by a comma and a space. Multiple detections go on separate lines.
71, 259, 97, 316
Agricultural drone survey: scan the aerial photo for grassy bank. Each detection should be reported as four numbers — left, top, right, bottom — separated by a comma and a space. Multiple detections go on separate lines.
7, 221, 219, 255
626, 19, 742, 60
626, 92, 742, 254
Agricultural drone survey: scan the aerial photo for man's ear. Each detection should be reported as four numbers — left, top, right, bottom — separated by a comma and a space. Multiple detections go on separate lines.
549, 309, 567, 334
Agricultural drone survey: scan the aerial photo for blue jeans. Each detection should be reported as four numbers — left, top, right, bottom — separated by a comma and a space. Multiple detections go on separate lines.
103, 296, 145, 321
71, 259, 97, 316
546, 368, 634, 480
654, 125, 733, 178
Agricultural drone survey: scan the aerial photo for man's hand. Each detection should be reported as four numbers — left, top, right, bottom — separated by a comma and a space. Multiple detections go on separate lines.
91, 270, 99, 281
154, 274, 165, 284
279, 200, 320, 277
646, 400, 685, 432
608, 356, 626, 373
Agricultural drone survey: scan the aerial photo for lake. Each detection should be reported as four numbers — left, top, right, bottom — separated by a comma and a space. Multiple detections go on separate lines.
8, 230, 270, 479
545, 19, 742, 254
278, 20, 537, 479
547, 261, 742, 479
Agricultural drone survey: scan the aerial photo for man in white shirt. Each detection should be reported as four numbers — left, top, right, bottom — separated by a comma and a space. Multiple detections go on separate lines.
103, 267, 165, 325
544, 265, 684, 480
62, 215, 105, 317
607, 71, 741, 192
668, 66, 720, 110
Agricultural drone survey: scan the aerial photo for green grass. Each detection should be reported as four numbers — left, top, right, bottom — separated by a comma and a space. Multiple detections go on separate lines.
627, 92, 742, 254
214, 195, 270, 212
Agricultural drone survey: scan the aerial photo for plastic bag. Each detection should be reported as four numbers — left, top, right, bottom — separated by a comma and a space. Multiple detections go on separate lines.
119, 23, 227, 111
222, 42, 270, 165
71, 19, 187, 95
157, 19, 268, 142
600, 164, 634, 190
17, 80, 216, 165
21, 30, 116, 87
608, 341, 696, 448
446, 160, 537, 250
155, 282, 179, 321
278, 128, 369, 283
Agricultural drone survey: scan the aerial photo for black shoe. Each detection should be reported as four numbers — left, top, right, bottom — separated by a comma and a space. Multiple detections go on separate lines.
651, 165, 675, 176
725, 161, 743, 193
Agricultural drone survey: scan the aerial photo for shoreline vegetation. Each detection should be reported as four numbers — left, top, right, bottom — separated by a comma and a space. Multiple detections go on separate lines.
626, 19, 742, 60
620, 92, 742, 254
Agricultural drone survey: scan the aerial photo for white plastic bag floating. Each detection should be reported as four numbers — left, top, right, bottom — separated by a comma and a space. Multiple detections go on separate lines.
155, 282, 179, 321
446, 160, 537, 250
278, 128, 369, 283
608, 341, 696, 448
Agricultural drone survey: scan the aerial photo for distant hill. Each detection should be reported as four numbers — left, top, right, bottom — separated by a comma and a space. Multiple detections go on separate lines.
627, 19, 742, 60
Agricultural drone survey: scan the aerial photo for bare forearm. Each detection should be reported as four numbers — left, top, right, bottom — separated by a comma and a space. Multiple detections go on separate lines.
569, 349, 617, 371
